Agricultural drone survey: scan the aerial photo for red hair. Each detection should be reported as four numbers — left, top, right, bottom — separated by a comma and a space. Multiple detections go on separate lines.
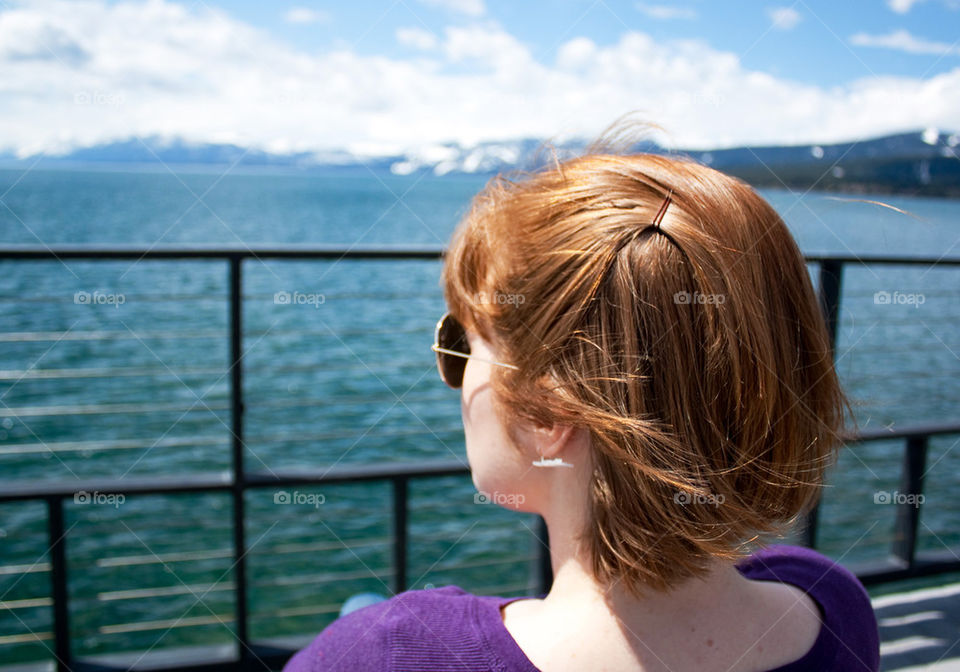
442, 124, 851, 594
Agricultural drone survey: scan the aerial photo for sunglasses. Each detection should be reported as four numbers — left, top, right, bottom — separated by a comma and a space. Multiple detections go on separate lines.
431, 313, 519, 388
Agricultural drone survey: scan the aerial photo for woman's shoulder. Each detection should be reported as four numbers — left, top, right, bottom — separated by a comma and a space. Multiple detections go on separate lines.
736, 543, 880, 671
282, 585, 492, 672
736, 543, 870, 604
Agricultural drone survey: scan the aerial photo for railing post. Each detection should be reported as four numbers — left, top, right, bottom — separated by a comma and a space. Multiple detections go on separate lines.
392, 477, 408, 594
817, 259, 844, 355
47, 497, 71, 672
893, 435, 928, 568
228, 256, 250, 654
802, 259, 844, 548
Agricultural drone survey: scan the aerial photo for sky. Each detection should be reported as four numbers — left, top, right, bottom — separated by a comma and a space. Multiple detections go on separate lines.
0, 0, 958, 158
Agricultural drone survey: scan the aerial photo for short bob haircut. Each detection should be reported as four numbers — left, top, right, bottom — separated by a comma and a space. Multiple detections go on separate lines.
441, 121, 852, 597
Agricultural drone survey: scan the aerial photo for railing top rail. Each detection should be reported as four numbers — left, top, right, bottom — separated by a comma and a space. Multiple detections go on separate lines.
3, 419, 960, 504
846, 421, 960, 443
0, 246, 958, 265
0, 460, 472, 503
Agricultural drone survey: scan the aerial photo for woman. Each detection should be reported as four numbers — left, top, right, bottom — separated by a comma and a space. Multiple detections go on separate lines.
284, 122, 880, 671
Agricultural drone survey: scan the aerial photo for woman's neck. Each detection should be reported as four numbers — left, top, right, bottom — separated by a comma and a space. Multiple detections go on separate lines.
537, 477, 751, 624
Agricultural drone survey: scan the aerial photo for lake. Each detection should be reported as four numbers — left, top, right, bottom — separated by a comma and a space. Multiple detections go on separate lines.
0, 165, 958, 663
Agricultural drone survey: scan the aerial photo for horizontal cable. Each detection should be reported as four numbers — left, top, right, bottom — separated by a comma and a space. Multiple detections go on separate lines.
97, 547, 234, 568
843, 371, 960, 383
0, 329, 223, 343
0, 359, 428, 381
75, 533, 516, 573
0, 562, 51, 576
266, 537, 391, 555
253, 602, 341, 619
251, 393, 450, 411
0, 435, 227, 456
840, 343, 960, 355
246, 425, 463, 446
96, 537, 393, 569
0, 630, 53, 645
61, 519, 234, 535
0, 393, 451, 419
98, 582, 234, 602
0, 596, 52, 610
0, 365, 226, 381
413, 526, 531, 544
253, 566, 393, 589
428, 554, 537, 573
839, 317, 960, 328
0, 401, 229, 418
88, 566, 395, 603
87, 535, 528, 577
77, 570, 392, 603
251, 556, 533, 591
100, 613, 233, 635
0, 325, 432, 344
246, 361, 427, 375
815, 535, 895, 547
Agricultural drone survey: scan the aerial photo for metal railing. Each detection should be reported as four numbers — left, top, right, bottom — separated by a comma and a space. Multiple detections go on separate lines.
0, 246, 958, 672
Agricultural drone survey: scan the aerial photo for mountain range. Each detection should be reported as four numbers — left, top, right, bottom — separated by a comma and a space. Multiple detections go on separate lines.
1, 129, 958, 197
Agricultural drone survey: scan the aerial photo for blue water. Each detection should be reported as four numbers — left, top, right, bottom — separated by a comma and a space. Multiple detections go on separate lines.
0, 166, 958, 664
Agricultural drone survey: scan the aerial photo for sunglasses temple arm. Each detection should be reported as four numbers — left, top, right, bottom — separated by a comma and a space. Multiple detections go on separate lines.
431, 345, 519, 371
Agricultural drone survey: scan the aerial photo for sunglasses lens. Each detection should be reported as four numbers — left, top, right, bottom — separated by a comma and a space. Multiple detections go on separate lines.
436, 314, 468, 388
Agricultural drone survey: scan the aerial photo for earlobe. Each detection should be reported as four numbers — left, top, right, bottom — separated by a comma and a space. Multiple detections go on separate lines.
531, 424, 579, 468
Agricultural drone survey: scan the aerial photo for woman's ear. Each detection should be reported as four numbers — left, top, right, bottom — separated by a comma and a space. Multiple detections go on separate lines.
529, 423, 582, 459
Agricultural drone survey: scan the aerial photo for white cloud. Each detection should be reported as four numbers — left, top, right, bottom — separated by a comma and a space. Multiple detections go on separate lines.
887, 0, 960, 12
635, 4, 697, 20
556, 37, 597, 69
767, 6, 802, 30
282, 7, 330, 25
0, 0, 958, 158
441, 23, 532, 73
419, 0, 485, 17
396, 26, 438, 50
888, 0, 925, 12
850, 29, 960, 56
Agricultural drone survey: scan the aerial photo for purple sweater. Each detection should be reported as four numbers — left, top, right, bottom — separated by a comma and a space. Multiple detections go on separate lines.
283, 544, 880, 671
